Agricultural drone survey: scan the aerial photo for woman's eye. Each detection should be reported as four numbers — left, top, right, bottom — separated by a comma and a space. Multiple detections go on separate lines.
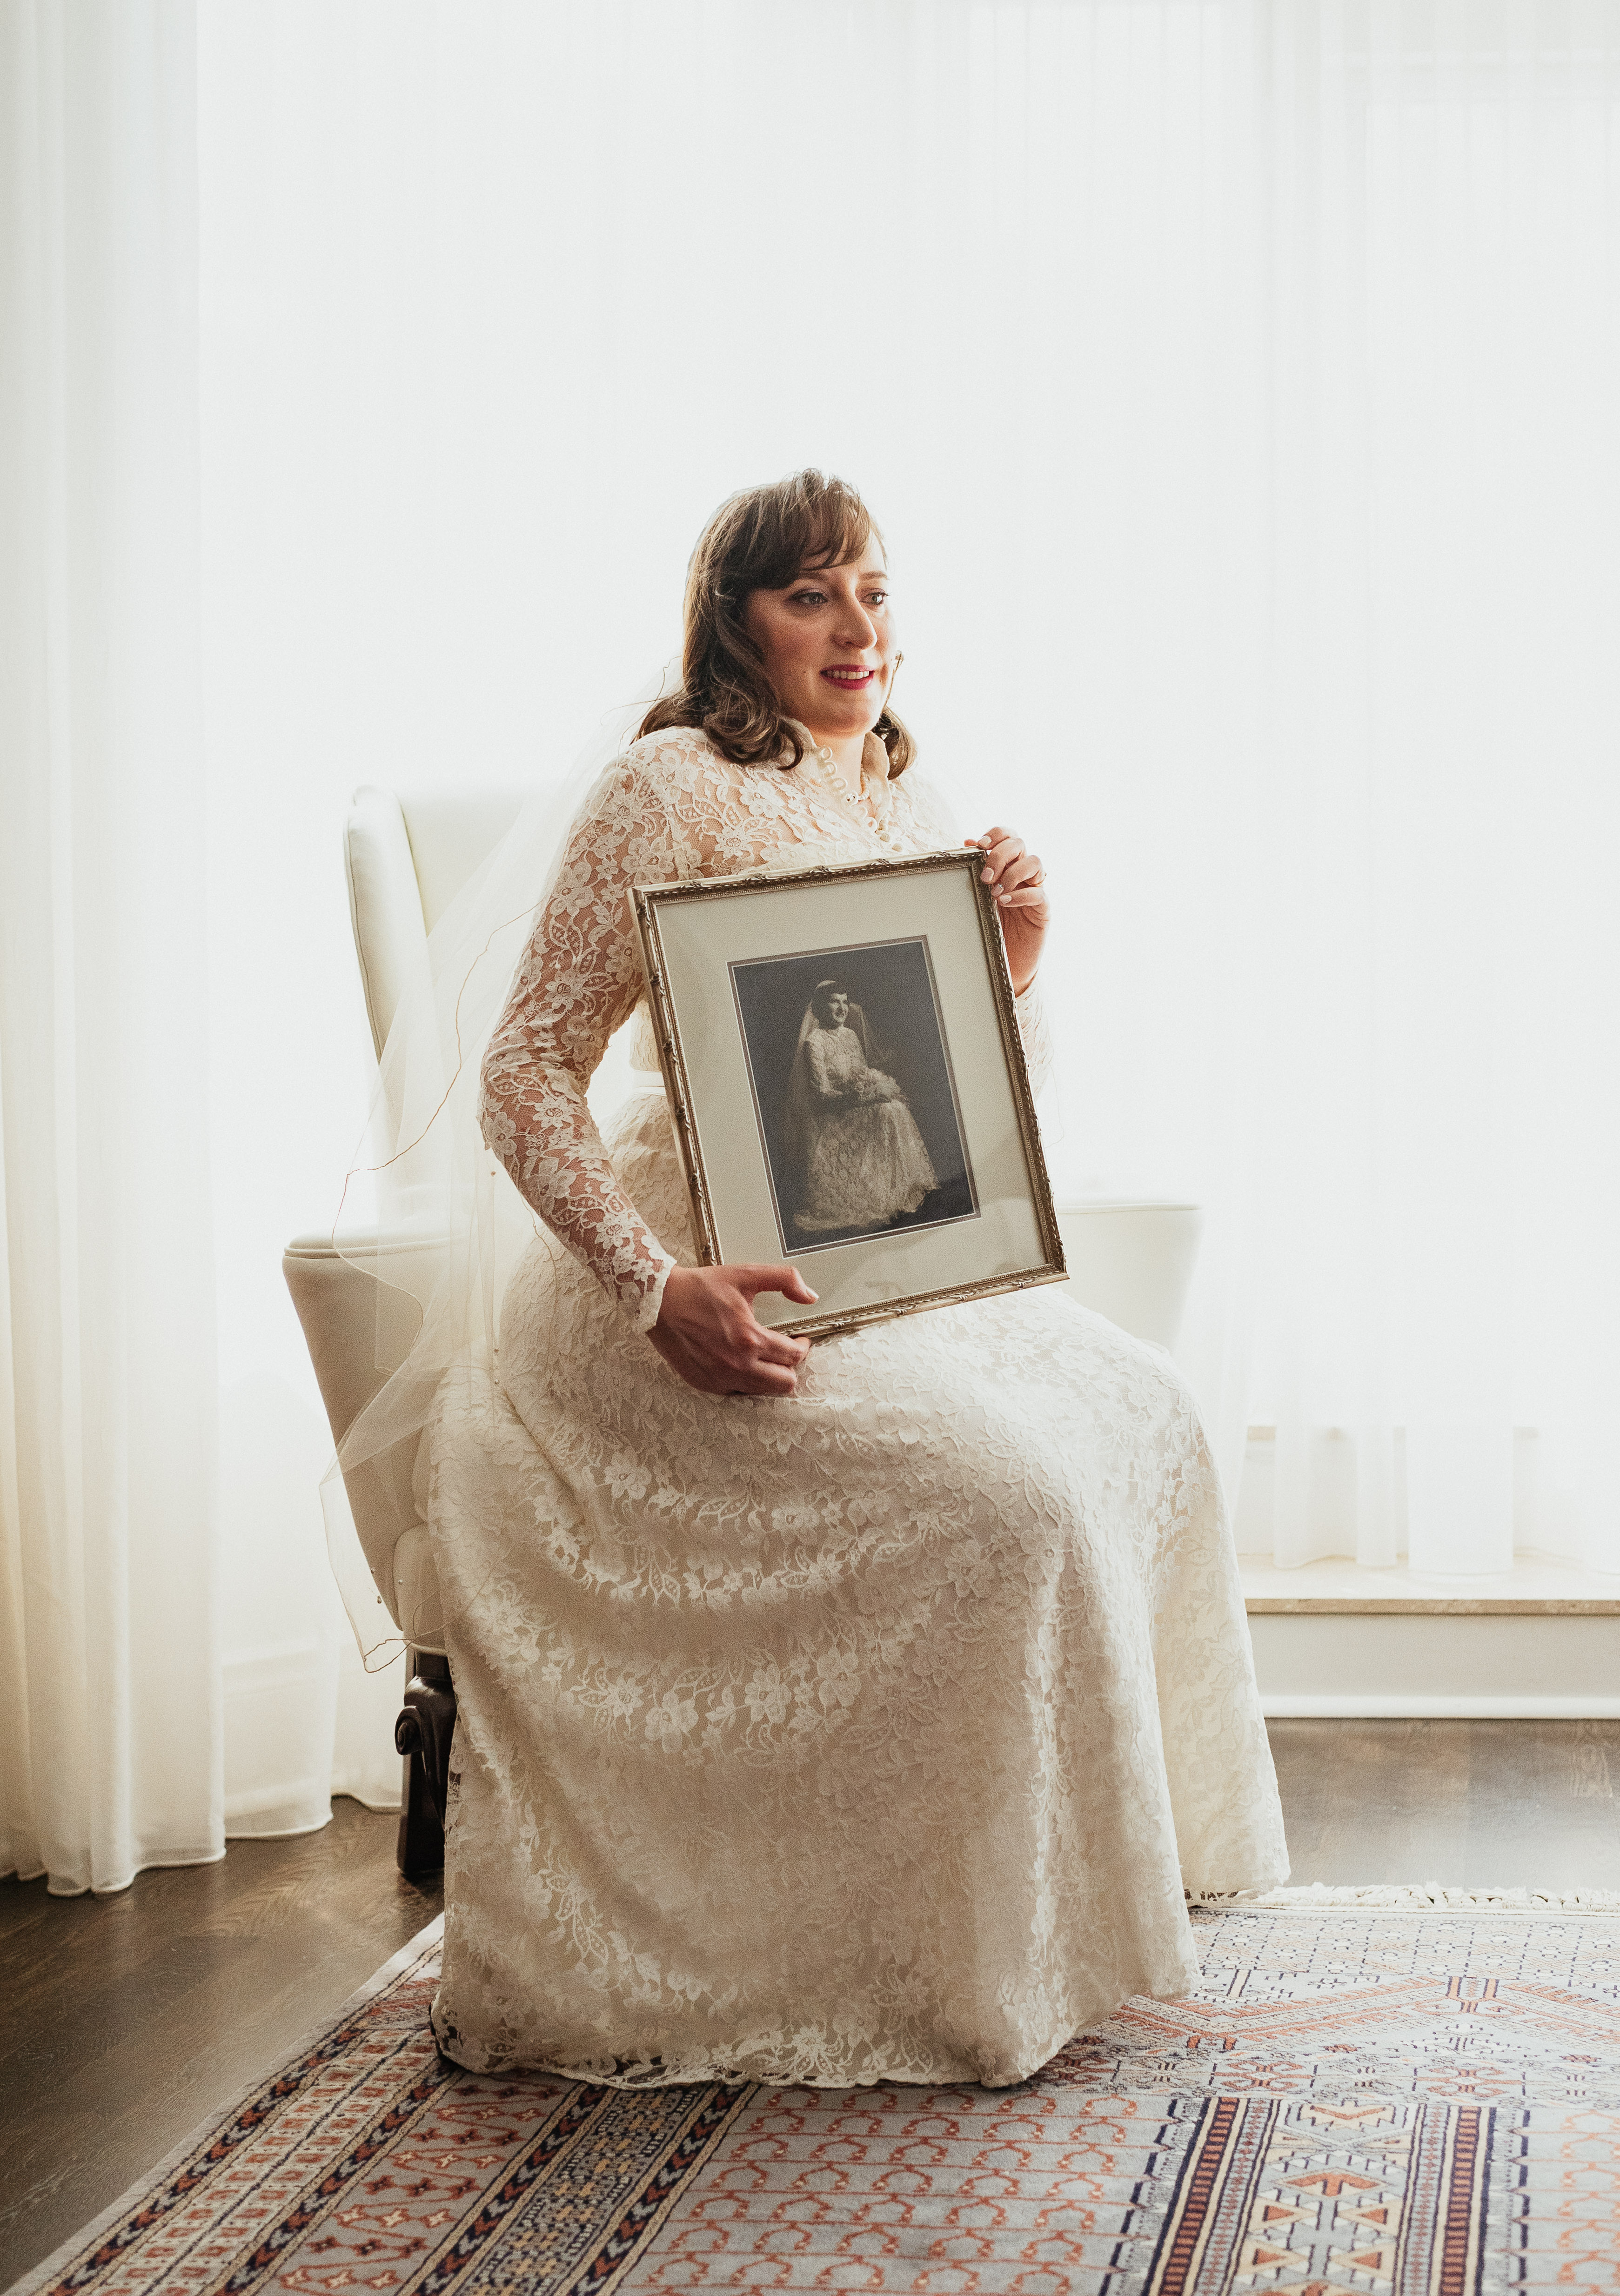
791, 590, 827, 607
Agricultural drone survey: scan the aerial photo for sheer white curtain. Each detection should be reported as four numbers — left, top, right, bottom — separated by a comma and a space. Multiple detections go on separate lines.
0, 0, 222, 1894
1216, 5, 1620, 1572
199, 0, 1620, 1583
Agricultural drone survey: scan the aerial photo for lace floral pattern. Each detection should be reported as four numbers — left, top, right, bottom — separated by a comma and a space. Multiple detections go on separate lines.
794, 1025, 938, 1234
432, 726, 1287, 2088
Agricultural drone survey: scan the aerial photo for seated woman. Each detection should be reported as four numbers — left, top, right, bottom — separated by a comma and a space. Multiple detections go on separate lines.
427, 468, 1287, 2088
785, 976, 938, 1237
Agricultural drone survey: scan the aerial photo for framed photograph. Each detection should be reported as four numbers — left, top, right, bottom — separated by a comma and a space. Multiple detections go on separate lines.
632, 847, 1065, 1339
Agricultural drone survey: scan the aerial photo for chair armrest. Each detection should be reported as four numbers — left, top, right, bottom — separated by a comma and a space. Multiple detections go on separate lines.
1053, 1200, 1205, 1352
283, 1229, 448, 1634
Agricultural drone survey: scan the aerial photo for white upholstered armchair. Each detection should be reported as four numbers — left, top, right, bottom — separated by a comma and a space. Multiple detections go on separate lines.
286, 787, 1204, 1876
283, 788, 522, 1874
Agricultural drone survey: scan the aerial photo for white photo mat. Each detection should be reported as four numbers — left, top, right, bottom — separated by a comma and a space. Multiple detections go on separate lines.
634, 850, 1065, 1339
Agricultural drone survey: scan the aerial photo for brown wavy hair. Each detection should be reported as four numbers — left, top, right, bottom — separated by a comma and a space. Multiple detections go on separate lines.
638, 469, 915, 776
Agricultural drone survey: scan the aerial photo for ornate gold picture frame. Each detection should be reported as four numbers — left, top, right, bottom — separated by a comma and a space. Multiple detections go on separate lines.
632, 848, 1065, 1340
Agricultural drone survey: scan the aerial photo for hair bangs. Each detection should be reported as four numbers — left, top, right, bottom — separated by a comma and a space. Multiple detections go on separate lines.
788, 484, 873, 578
737, 475, 874, 594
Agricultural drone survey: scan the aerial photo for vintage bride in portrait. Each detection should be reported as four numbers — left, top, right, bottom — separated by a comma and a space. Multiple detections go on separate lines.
783, 977, 938, 1236
335, 467, 1287, 2092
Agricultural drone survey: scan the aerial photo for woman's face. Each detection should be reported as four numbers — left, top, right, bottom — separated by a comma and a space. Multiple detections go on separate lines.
823, 991, 850, 1027
743, 546, 897, 743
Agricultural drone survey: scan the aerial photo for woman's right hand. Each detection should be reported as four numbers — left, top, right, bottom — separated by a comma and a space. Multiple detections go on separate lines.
649, 1263, 818, 1396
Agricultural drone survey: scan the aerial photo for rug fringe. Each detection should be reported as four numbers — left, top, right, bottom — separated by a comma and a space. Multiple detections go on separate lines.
1190, 1883, 1620, 1913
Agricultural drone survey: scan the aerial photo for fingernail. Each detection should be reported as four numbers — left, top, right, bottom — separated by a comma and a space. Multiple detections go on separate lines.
981, 868, 994, 881
998, 890, 1011, 902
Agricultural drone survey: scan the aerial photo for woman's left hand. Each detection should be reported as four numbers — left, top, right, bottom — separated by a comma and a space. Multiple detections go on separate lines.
968, 827, 1049, 996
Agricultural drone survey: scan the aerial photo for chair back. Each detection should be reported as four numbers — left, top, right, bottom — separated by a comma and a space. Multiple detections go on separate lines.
287, 785, 525, 1657
345, 785, 527, 1058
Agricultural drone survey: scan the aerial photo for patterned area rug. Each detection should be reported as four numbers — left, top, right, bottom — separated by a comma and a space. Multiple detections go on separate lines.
14, 1892, 1620, 2296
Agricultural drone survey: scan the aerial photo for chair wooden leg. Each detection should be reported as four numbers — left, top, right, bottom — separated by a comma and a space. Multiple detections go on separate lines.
396, 1650, 456, 1880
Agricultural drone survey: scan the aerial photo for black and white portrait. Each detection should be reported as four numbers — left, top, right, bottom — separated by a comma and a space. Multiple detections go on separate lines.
730, 937, 977, 1253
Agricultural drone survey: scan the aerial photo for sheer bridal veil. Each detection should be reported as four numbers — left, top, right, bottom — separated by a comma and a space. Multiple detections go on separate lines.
323, 661, 679, 1666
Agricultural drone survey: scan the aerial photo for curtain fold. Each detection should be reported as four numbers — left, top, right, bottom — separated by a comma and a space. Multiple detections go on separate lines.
1231, 0, 1620, 1570
0, 0, 221, 1893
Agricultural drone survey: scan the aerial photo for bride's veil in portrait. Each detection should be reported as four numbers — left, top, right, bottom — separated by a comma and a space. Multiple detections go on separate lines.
779, 995, 827, 1177
322, 659, 681, 1667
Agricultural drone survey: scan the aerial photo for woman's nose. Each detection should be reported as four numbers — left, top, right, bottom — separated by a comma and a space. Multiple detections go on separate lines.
834, 602, 878, 649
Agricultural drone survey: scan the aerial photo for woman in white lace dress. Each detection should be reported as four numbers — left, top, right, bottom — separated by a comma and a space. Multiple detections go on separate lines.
427, 469, 1287, 2086
785, 978, 938, 1236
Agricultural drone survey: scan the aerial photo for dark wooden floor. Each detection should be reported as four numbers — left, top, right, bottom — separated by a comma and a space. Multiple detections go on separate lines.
4, 1722, 1620, 2288
0, 1797, 441, 2291
1268, 1716, 1620, 1893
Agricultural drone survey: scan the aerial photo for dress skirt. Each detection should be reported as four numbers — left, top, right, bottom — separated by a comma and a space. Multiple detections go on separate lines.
424, 1090, 1288, 2088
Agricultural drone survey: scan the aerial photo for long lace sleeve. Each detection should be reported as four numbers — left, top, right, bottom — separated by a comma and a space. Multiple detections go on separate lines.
1013, 976, 1054, 1096
804, 1033, 892, 1106
897, 768, 1055, 1095
480, 759, 681, 1334
803, 1035, 841, 1100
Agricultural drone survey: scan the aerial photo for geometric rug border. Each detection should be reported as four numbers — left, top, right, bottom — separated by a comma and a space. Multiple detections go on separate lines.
1126, 2091, 1499, 2295
0, 1915, 446, 2296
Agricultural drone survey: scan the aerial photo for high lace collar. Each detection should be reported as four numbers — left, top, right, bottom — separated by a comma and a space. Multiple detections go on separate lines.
783, 719, 891, 796
783, 719, 887, 777
782, 718, 911, 856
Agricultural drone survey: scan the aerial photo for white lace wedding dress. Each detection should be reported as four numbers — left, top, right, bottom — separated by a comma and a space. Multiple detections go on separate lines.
793, 1022, 938, 1234
426, 720, 1288, 2087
